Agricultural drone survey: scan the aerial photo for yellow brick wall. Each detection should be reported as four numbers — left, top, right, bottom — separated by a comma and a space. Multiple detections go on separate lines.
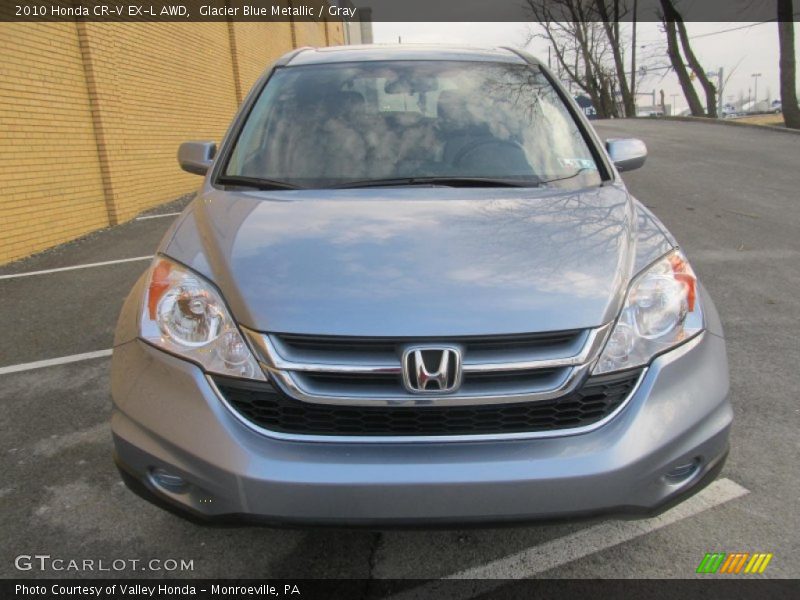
0, 18, 340, 265
0, 23, 108, 263
325, 19, 346, 46
230, 22, 295, 98
77, 22, 241, 224
293, 20, 329, 48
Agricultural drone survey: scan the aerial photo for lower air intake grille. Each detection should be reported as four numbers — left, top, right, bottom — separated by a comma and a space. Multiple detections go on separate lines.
212, 369, 642, 437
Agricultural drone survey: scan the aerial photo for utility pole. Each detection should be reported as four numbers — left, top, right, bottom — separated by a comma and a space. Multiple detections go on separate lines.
630, 0, 638, 100
752, 73, 762, 110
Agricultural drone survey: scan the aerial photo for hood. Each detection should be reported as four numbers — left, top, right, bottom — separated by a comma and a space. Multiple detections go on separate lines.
164, 185, 664, 337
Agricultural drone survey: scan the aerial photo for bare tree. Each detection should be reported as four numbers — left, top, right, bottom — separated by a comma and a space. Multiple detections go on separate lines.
674, 16, 717, 117
595, 0, 636, 116
524, 21, 617, 116
778, 0, 800, 129
659, 0, 714, 116
659, 2, 704, 116
524, 0, 641, 118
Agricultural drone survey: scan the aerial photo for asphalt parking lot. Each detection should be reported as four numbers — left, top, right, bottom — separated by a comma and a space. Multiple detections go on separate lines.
1, 119, 798, 585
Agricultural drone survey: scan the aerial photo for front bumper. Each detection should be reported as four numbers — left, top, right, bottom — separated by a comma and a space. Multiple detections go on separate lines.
111, 326, 732, 525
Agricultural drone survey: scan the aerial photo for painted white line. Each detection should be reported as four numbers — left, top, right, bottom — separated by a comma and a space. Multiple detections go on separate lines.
135, 212, 181, 220
0, 256, 152, 280
388, 478, 748, 596
0, 349, 112, 376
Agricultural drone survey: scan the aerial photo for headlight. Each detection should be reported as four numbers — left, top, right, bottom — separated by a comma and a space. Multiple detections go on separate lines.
593, 249, 703, 374
139, 256, 266, 380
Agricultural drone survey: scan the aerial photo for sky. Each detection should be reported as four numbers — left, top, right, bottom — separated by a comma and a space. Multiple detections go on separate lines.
373, 21, 798, 113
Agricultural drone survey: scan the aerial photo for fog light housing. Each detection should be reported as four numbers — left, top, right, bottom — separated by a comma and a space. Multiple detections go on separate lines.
664, 458, 701, 484
150, 467, 189, 493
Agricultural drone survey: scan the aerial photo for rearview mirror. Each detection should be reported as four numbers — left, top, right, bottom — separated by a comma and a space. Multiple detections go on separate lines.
606, 138, 647, 172
178, 141, 216, 175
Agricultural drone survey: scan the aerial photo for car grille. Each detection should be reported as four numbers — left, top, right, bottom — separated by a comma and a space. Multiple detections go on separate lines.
242, 327, 609, 407
211, 369, 642, 438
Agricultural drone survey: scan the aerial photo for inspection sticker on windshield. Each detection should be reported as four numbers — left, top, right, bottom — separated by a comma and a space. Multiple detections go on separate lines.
560, 158, 597, 170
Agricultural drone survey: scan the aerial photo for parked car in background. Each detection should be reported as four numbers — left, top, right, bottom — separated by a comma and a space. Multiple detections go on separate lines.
111, 45, 731, 525
772, 99, 783, 114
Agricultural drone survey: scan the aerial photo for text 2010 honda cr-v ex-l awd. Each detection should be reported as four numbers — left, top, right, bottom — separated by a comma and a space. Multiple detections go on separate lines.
111, 45, 731, 525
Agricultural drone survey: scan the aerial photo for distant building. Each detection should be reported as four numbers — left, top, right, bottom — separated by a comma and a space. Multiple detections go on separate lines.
339, 2, 373, 44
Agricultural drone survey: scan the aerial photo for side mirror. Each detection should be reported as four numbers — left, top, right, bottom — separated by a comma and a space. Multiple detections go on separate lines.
606, 138, 647, 172
178, 141, 216, 175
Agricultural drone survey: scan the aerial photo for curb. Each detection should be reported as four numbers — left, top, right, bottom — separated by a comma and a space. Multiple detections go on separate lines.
648, 115, 800, 135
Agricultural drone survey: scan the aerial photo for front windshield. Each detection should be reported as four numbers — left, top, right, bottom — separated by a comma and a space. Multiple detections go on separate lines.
224, 60, 602, 189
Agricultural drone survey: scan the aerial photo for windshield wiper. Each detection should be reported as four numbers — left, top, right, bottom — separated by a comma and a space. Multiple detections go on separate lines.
330, 176, 540, 189
217, 175, 302, 190
218, 175, 541, 190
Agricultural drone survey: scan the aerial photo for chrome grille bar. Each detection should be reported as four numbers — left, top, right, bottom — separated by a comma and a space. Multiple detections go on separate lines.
241, 324, 611, 407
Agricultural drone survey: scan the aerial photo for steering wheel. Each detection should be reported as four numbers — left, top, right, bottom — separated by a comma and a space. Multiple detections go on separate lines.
451, 138, 533, 175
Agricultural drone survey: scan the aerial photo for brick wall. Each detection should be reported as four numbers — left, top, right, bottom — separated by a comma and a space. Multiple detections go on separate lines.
0, 23, 108, 261
230, 21, 295, 99
293, 19, 329, 47
0, 19, 344, 264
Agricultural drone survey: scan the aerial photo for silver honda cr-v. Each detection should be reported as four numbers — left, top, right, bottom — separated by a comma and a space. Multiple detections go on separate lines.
111, 45, 731, 525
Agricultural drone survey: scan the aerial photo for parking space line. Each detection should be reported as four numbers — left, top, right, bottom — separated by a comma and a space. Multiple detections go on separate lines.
135, 212, 181, 220
0, 349, 112, 376
387, 478, 748, 595
0, 256, 153, 280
